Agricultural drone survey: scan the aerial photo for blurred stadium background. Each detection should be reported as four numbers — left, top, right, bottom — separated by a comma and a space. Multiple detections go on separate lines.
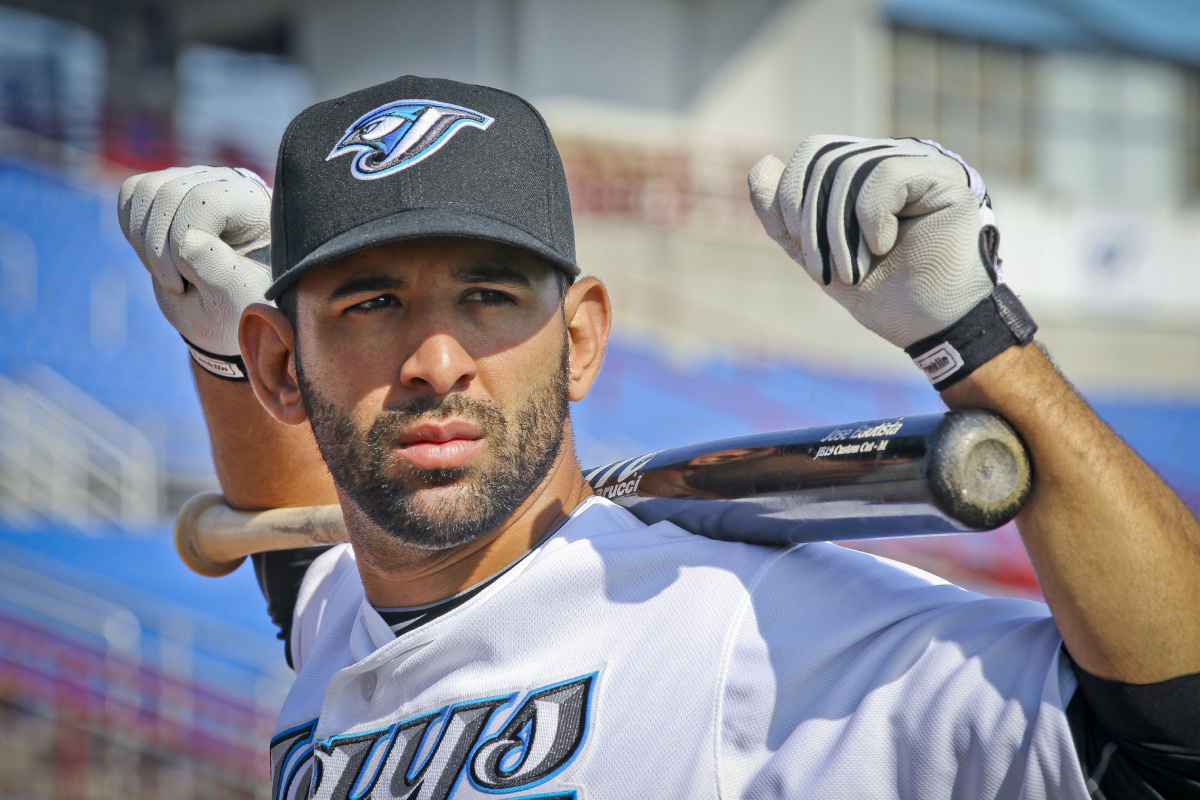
0, 0, 1197, 796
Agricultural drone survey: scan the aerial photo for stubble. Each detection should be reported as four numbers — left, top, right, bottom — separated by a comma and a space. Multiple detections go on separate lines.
297, 342, 570, 552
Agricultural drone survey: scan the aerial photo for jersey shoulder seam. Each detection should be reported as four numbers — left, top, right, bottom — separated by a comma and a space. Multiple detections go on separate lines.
710, 542, 806, 800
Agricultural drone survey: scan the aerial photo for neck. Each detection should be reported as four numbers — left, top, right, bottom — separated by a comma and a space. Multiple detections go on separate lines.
344, 436, 594, 608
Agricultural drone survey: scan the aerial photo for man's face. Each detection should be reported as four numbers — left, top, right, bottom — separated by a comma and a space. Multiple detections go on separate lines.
290, 237, 570, 552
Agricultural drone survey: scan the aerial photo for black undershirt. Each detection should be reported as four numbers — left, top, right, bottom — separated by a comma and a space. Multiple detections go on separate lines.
374, 568, 506, 636
253, 545, 333, 669
373, 524, 557, 636
1063, 653, 1200, 798
254, 549, 1200, 796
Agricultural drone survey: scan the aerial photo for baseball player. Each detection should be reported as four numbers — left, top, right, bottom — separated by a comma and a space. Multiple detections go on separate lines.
118, 76, 1199, 799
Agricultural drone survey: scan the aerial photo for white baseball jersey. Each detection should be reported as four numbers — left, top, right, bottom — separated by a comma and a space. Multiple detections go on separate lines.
269, 496, 1090, 800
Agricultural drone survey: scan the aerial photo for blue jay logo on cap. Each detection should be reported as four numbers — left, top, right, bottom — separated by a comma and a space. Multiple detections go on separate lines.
327, 99, 494, 180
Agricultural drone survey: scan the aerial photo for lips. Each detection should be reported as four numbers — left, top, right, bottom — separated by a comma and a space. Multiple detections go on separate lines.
394, 420, 485, 470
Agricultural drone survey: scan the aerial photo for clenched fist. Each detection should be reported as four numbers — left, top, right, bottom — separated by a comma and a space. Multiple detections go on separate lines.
749, 136, 1035, 389
118, 166, 273, 380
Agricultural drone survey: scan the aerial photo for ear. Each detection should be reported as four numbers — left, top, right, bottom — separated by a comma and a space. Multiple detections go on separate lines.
239, 303, 309, 425
562, 276, 611, 402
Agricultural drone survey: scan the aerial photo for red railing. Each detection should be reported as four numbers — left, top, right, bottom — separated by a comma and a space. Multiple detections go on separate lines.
0, 608, 275, 784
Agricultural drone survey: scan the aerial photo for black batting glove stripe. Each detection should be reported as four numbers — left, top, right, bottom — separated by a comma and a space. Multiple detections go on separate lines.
801, 140, 855, 206
843, 153, 896, 286
815, 144, 890, 285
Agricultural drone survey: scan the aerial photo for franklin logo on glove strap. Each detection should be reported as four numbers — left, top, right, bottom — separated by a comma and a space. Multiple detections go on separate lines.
327, 99, 495, 180
913, 342, 965, 384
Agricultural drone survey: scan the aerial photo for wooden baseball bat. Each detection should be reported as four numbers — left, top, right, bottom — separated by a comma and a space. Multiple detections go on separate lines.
175, 410, 1031, 577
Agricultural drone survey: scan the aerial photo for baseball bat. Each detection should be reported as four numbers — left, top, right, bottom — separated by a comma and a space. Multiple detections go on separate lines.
175, 410, 1031, 577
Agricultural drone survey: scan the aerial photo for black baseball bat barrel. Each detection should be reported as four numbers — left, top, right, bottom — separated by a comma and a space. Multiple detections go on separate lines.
173, 410, 1031, 577
583, 410, 1031, 545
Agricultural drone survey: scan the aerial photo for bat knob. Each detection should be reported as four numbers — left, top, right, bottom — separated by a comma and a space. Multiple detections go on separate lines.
928, 410, 1033, 530
174, 491, 247, 577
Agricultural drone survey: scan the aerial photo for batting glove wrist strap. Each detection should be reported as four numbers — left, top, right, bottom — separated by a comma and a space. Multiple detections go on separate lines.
904, 284, 1037, 391
182, 335, 249, 382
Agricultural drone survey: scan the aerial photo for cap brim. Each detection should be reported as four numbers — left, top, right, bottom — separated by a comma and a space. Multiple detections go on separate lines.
265, 208, 580, 300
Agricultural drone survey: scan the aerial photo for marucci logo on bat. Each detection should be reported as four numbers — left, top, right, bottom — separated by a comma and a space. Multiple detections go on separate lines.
270, 674, 595, 800
594, 474, 643, 500
585, 451, 661, 493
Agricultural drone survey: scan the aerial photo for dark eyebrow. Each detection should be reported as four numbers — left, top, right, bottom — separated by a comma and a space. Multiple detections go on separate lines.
452, 263, 532, 287
327, 274, 408, 301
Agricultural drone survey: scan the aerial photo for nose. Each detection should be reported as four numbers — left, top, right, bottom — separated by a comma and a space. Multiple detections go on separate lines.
398, 332, 477, 395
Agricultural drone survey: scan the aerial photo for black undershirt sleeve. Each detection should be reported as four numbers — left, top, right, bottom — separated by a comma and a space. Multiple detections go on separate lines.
1065, 652, 1200, 798
252, 546, 335, 669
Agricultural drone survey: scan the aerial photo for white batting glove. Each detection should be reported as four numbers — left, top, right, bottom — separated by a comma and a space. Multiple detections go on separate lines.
118, 166, 273, 381
749, 136, 1036, 390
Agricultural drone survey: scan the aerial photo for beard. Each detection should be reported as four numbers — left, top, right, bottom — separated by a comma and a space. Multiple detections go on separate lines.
297, 343, 570, 552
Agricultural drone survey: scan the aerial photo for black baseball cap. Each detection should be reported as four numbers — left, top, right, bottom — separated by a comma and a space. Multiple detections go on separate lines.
265, 75, 579, 301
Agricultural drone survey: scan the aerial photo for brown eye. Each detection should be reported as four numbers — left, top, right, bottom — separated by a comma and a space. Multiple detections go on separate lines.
352, 295, 398, 311
464, 289, 513, 305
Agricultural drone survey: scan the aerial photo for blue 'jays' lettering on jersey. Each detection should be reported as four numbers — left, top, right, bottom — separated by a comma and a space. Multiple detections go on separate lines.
327, 99, 494, 180
271, 674, 594, 800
